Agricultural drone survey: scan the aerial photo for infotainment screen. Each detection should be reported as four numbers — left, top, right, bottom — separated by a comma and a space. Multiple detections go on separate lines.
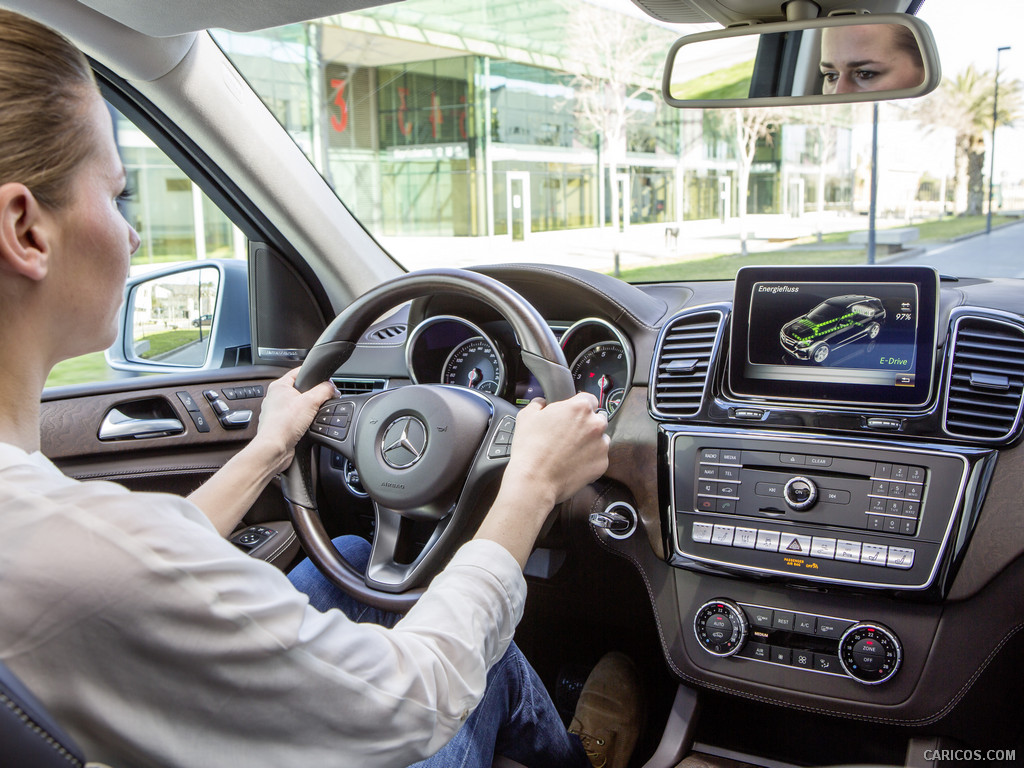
728, 265, 939, 408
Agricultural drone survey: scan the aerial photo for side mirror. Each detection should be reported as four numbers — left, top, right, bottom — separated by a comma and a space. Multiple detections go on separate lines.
663, 13, 941, 108
106, 259, 251, 373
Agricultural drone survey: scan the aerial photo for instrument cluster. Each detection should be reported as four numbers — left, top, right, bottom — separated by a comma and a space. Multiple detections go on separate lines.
405, 316, 633, 416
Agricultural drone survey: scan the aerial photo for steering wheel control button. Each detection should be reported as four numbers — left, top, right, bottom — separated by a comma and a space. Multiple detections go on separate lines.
783, 476, 817, 510
331, 402, 354, 427
839, 623, 902, 684
694, 600, 748, 657
485, 416, 516, 460
380, 416, 428, 469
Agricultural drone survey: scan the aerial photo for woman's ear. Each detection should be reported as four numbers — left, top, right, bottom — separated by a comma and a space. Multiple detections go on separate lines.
0, 182, 51, 281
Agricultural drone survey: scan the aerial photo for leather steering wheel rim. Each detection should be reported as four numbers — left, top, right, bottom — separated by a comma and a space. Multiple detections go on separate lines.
281, 268, 574, 612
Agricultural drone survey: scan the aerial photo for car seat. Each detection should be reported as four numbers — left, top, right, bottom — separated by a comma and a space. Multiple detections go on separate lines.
0, 658, 88, 767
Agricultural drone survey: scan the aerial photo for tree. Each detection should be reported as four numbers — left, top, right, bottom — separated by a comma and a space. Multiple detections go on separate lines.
916, 65, 1022, 215
732, 108, 780, 256
563, 3, 674, 232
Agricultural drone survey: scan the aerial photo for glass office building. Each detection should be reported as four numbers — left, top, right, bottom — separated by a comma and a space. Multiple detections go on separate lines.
207, 0, 854, 241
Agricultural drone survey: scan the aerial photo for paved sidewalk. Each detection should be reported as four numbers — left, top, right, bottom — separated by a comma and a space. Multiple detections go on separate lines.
381, 213, 875, 274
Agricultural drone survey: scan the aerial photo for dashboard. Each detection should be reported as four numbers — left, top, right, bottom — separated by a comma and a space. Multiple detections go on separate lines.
324, 262, 1024, 764
404, 314, 634, 417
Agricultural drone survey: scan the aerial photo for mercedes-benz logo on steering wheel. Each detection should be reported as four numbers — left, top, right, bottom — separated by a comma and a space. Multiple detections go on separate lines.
380, 415, 428, 469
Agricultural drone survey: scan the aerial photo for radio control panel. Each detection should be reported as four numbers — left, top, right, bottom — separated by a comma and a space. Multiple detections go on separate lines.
668, 431, 971, 590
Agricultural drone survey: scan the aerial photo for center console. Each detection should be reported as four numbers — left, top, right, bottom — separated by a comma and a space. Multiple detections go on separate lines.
669, 431, 970, 591
620, 265, 1003, 723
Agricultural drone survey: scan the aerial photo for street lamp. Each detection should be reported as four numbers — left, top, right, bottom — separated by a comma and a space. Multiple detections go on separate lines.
986, 45, 1011, 234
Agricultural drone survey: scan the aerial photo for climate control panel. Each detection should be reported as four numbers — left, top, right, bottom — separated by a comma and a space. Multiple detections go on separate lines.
693, 598, 902, 685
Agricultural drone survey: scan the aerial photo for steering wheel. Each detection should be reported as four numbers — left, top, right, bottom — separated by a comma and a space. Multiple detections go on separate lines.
281, 268, 575, 612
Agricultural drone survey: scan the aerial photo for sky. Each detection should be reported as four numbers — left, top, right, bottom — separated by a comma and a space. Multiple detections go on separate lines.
915, 1, 1024, 179
914, 1, 1023, 82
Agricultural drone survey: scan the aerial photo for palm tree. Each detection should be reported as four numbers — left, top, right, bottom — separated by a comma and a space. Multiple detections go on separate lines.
916, 65, 1022, 215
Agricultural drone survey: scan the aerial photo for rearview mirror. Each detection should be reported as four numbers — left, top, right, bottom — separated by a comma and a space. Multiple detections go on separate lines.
663, 13, 940, 108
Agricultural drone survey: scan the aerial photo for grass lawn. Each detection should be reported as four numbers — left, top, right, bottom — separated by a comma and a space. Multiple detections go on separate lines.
809, 214, 1017, 246
613, 249, 867, 282
137, 329, 202, 358
616, 213, 1022, 283
45, 352, 119, 388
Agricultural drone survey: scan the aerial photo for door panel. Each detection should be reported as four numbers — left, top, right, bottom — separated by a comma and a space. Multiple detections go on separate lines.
40, 367, 301, 568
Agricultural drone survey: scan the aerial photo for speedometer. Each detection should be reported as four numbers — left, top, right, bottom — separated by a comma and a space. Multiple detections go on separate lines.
443, 337, 505, 394
570, 342, 628, 416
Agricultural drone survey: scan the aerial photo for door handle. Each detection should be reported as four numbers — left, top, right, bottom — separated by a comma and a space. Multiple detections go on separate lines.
98, 408, 184, 441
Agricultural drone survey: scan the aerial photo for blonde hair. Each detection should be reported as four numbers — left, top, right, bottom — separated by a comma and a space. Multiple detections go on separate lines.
0, 9, 99, 209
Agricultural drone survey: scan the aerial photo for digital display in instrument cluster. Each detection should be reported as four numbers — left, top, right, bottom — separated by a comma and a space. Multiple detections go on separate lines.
729, 266, 939, 408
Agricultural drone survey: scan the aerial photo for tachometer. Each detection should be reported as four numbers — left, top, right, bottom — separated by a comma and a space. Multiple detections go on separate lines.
569, 342, 628, 416
443, 337, 505, 394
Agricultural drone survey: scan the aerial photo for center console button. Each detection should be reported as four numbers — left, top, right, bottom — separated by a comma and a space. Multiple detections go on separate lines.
779, 533, 811, 554
694, 599, 748, 657
815, 618, 853, 639
738, 641, 770, 661
772, 611, 795, 631
822, 488, 850, 504
835, 540, 862, 562
755, 530, 781, 551
733, 527, 757, 548
887, 547, 915, 569
861, 544, 888, 565
794, 614, 816, 634
771, 646, 792, 665
783, 477, 817, 510
711, 525, 735, 546
810, 537, 837, 559
745, 606, 774, 628
839, 622, 902, 684
814, 653, 842, 673
691, 522, 713, 543
793, 650, 814, 669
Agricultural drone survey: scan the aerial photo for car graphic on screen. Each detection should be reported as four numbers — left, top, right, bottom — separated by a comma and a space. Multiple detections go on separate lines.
780, 295, 886, 363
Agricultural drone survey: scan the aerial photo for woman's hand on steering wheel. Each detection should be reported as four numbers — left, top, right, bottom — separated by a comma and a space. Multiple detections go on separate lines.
474, 392, 609, 568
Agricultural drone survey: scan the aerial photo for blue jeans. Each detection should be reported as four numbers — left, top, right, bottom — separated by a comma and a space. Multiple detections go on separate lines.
288, 536, 588, 768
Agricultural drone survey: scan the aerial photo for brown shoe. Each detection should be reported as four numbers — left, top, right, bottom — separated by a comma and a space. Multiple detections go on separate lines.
568, 652, 642, 768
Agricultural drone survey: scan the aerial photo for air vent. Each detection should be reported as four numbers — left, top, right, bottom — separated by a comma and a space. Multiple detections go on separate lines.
651, 309, 726, 418
366, 324, 407, 342
943, 316, 1024, 442
331, 377, 388, 396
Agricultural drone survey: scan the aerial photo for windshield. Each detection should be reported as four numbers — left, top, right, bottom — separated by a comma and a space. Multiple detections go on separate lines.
213, 0, 1024, 284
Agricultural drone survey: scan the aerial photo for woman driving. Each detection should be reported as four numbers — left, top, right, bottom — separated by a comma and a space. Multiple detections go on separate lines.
0, 9, 639, 768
